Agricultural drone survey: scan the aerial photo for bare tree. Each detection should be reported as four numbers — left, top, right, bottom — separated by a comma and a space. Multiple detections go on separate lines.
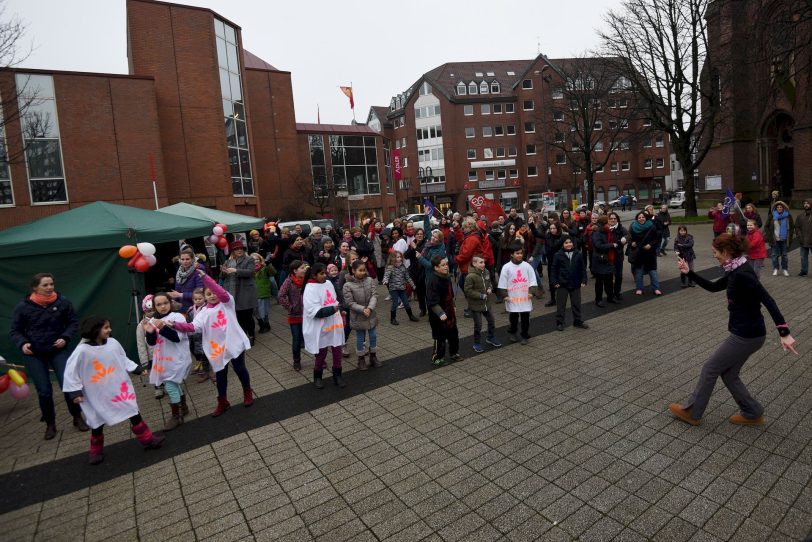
542, 56, 649, 209
601, 0, 722, 216
0, 1, 35, 161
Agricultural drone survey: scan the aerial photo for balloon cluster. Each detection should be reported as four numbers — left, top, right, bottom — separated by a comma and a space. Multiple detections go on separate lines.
118, 242, 158, 273
208, 223, 229, 250
0, 369, 30, 400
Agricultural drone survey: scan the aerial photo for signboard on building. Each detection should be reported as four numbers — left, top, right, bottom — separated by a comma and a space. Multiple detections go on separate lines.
393, 149, 402, 180
542, 192, 556, 213
705, 175, 722, 191
470, 159, 516, 169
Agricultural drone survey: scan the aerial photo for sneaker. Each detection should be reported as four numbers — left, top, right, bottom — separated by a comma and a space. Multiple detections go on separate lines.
154, 386, 164, 399
635, 290, 643, 295
782, 269, 789, 276
556, 323, 564, 331
520, 338, 529, 345
432, 358, 447, 367
798, 271, 808, 276
654, 290, 663, 296
772, 269, 778, 276
463, 309, 472, 318
473, 343, 484, 353
449, 354, 464, 362
486, 337, 502, 347
509, 333, 520, 343
573, 321, 590, 329
729, 414, 765, 426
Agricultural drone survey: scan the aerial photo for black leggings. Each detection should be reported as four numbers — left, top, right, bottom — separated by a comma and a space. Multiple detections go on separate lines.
594, 273, 614, 301
509, 312, 530, 339
91, 414, 143, 436
215, 351, 251, 397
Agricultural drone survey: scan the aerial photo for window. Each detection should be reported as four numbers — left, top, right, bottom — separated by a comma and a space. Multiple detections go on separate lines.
463, 104, 473, 116
524, 122, 535, 133
608, 99, 617, 108
554, 132, 565, 143
552, 88, 564, 99
493, 103, 502, 114
569, 99, 578, 111
553, 111, 564, 121
522, 79, 533, 89
509, 168, 518, 178
506, 125, 516, 135
482, 126, 493, 137
497, 169, 506, 180
618, 98, 628, 108
485, 170, 495, 181
639, 184, 650, 199
620, 141, 630, 150
570, 123, 578, 132
496, 147, 505, 158
644, 158, 653, 169
309, 135, 327, 192
465, 127, 475, 138
508, 145, 517, 157
505, 103, 515, 113
491, 81, 500, 93
467, 149, 476, 159
619, 120, 629, 129
0, 119, 12, 205
468, 82, 478, 94
555, 154, 566, 165
608, 120, 618, 130
527, 166, 538, 176
611, 162, 619, 172
523, 100, 534, 111
621, 160, 630, 171
16, 74, 67, 203
655, 136, 664, 148
643, 138, 652, 148
328, 135, 381, 195
494, 125, 504, 136
457, 82, 467, 95
643, 118, 652, 127
481, 104, 490, 115
483, 148, 493, 159
572, 143, 582, 152
403, 157, 408, 167
594, 141, 604, 152
526, 144, 536, 155
595, 165, 604, 173
593, 121, 602, 130
656, 157, 664, 168
419, 82, 432, 95
215, 20, 254, 196
468, 170, 478, 181
480, 81, 489, 94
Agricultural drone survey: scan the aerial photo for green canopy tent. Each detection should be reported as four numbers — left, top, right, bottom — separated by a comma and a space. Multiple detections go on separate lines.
158, 202, 265, 233
0, 202, 214, 364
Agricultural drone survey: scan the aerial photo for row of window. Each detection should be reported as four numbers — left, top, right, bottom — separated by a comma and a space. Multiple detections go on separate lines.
414, 104, 441, 119
456, 80, 503, 96
465, 123, 534, 138
467, 146, 519, 160
463, 101, 536, 116
415, 125, 442, 140
468, 168, 520, 181
418, 148, 444, 162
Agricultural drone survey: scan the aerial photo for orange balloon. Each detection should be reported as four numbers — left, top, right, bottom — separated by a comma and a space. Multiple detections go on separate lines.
119, 245, 138, 259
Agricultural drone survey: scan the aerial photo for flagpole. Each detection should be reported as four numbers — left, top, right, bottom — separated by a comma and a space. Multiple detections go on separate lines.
351, 81, 356, 123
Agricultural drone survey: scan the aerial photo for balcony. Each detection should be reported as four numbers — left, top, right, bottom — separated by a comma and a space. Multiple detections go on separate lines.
420, 182, 446, 194
479, 178, 506, 189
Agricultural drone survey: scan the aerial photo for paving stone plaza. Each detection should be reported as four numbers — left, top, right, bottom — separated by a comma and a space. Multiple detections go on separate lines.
1, 224, 810, 541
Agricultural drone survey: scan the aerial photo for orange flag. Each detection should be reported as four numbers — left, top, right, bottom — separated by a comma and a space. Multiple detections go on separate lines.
340, 86, 354, 109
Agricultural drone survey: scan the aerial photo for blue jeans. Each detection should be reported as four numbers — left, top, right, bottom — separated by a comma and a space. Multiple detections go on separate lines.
634, 267, 661, 292
355, 327, 378, 354
254, 298, 270, 321
771, 240, 788, 270
289, 323, 304, 361
25, 349, 81, 423
389, 289, 409, 312
801, 246, 810, 274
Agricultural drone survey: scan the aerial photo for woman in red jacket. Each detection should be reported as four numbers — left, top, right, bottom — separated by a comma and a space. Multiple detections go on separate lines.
745, 219, 768, 278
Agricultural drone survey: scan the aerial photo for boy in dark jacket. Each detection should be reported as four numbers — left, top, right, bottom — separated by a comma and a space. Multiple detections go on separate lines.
463, 256, 502, 353
551, 237, 589, 331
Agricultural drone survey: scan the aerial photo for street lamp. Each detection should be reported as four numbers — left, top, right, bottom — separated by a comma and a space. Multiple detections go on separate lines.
418, 165, 432, 211
332, 174, 352, 228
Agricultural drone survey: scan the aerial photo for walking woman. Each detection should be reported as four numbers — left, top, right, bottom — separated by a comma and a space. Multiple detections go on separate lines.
669, 233, 798, 426
10, 273, 89, 439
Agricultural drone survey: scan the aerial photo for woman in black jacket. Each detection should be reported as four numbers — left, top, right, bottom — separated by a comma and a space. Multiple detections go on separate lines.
543, 223, 568, 306
670, 233, 798, 426
607, 212, 629, 300
591, 215, 619, 306
9, 273, 89, 439
628, 211, 661, 296
405, 228, 428, 316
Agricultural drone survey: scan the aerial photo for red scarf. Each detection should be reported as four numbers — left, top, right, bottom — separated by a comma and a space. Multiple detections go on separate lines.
606, 226, 615, 265
291, 275, 305, 289
30, 292, 57, 307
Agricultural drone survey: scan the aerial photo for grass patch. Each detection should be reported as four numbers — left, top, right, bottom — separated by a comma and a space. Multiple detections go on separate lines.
670, 215, 712, 224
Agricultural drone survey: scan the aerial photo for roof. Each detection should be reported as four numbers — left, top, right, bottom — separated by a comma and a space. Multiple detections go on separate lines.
158, 202, 265, 231
424, 59, 536, 93
243, 50, 278, 71
296, 123, 380, 135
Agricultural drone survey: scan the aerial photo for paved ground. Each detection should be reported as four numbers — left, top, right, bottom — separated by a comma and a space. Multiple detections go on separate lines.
1, 224, 810, 541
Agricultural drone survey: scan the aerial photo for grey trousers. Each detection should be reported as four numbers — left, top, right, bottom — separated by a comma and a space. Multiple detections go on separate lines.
556, 287, 582, 325
684, 334, 766, 420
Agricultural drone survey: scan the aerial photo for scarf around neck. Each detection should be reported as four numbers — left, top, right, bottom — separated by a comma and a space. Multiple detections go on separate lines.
631, 219, 653, 235
773, 209, 789, 240
176, 263, 196, 286
290, 274, 305, 289
30, 291, 57, 307
722, 256, 747, 272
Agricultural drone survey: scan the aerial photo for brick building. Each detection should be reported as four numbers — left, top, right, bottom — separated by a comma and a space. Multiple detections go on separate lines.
0, 0, 392, 230
700, 0, 811, 204
369, 55, 671, 215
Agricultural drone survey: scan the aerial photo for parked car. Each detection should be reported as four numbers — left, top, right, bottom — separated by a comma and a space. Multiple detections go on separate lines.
669, 191, 687, 209
575, 201, 607, 213
277, 220, 315, 237
608, 197, 623, 208
386, 213, 433, 230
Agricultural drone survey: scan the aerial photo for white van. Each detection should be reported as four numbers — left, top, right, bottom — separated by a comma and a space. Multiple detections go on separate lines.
669, 191, 687, 209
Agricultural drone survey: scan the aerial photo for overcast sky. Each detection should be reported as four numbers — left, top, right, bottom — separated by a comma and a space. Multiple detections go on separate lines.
6, 0, 623, 125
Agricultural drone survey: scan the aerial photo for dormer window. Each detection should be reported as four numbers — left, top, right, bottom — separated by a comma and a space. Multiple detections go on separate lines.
490, 81, 500, 94
457, 82, 467, 96
468, 81, 478, 94
480, 81, 489, 94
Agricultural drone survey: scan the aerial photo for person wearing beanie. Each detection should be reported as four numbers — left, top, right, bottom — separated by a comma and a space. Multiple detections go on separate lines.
247, 229, 264, 255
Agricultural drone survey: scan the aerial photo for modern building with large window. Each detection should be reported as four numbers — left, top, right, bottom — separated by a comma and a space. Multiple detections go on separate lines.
369, 56, 671, 214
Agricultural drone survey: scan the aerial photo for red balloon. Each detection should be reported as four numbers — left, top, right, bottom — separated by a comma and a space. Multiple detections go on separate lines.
0, 374, 9, 393
134, 257, 150, 273
216, 237, 228, 249
128, 254, 140, 268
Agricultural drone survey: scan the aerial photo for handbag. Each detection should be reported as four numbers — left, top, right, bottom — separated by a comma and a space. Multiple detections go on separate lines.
627, 246, 639, 265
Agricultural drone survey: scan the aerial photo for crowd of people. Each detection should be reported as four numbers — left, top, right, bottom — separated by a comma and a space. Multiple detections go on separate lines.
7, 198, 808, 464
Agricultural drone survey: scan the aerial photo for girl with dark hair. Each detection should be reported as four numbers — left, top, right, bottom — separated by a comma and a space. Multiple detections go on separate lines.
278, 260, 308, 371
426, 256, 462, 366
63, 316, 164, 464
342, 259, 380, 370
669, 233, 798, 426
10, 273, 88, 440
607, 212, 628, 300
303, 263, 347, 389
591, 215, 618, 306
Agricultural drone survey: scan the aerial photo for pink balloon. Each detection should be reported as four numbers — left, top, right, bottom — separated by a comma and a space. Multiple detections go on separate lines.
145, 255, 157, 266
209, 234, 219, 244
212, 226, 224, 236
9, 382, 29, 401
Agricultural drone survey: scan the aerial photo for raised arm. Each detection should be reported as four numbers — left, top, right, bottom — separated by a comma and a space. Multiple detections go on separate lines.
686, 270, 728, 292
201, 271, 230, 303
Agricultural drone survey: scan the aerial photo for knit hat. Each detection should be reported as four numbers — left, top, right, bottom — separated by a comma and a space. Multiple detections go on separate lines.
229, 240, 245, 251
142, 294, 154, 312
327, 264, 339, 275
